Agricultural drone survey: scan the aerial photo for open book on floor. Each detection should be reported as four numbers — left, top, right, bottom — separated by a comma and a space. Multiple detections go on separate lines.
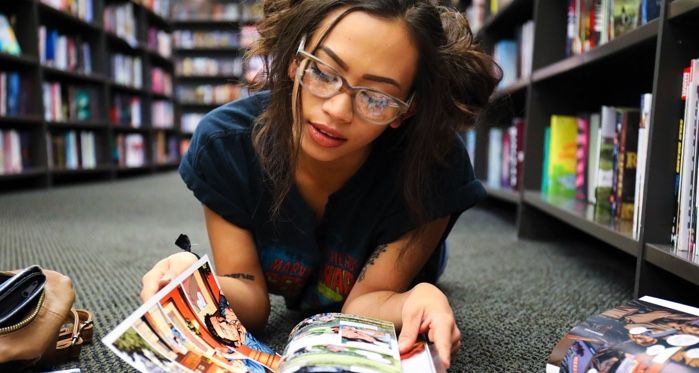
102, 256, 445, 373
546, 296, 699, 373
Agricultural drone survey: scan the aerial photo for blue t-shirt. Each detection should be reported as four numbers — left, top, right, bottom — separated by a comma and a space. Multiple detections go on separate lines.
179, 91, 486, 311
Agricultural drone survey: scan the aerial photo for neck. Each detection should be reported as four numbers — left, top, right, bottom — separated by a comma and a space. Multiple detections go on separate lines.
295, 148, 371, 194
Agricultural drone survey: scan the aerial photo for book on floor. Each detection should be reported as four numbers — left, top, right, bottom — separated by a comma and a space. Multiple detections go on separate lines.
546, 296, 699, 373
103, 256, 444, 373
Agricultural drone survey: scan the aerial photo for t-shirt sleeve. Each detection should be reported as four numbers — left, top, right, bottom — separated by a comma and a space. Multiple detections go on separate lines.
375, 136, 486, 245
178, 112, 256, 229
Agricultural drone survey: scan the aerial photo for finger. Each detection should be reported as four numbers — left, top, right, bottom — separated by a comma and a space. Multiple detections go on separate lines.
140, 262, 169, 302
398, 309, 424, 353
451, 326, 462, 354
431, 319, 454, 368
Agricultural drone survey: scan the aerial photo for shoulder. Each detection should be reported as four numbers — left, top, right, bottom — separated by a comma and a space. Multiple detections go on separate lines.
187, 91, 270, 164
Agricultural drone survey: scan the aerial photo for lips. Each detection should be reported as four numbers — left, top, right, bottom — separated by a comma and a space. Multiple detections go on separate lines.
307, 122, 347, 148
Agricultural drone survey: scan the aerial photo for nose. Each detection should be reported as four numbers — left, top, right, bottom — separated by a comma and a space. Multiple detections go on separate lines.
321, 91, 354, 124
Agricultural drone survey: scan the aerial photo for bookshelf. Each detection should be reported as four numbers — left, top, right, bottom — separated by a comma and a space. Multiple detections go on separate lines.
171, 0, 261, 151
471, 0, 699, 305
0, 0, 178, 191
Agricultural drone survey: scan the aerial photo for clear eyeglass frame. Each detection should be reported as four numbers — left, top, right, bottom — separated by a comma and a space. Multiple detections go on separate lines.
294, 36, 414, 126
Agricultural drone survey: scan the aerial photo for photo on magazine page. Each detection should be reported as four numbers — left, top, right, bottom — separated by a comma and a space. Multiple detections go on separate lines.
279, 313, 402, 373
547, 296, 699, 373
103, 256, 282, 373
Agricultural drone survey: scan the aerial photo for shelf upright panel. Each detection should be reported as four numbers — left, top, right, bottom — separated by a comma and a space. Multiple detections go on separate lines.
636, 0, 699, 299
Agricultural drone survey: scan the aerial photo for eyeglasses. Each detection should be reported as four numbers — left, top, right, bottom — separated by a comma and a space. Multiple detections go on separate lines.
295, 36, 413, 126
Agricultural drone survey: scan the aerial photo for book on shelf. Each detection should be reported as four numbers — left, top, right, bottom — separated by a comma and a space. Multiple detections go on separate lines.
595, 105, 618, 212
611, 0, 641, 39
147, 27, 172, 58
487, 127, 502, 188
104, 2, 137, 46
50, 130, 97, 170
152, 100, 174, 129
542, 126, 552, 194
576, 114, 590, 201
610, 108, 640, 221
546, 296, 699, 373
181, 112, 205, 134
587, 112, 601, 204
176, 57, 244, 77
39, 26, 93, 74
103, 256, 445, 373
0, 13, 21, 56
41, 0, 93, 23
493, 40, 518, 89
547, 115, 578, 198
114, 133, 145, 168
174, 30, 240, 50
633, 93, 652, 236
112, 53, 143, 89
42, 82, 99, 122
111, 94, 142, 128
0, 129, 30, 175
1, 72, 32, 116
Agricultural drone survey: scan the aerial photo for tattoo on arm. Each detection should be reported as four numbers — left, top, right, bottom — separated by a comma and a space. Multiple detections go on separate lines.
222, 273, 256, 281
357, 244, 388, 282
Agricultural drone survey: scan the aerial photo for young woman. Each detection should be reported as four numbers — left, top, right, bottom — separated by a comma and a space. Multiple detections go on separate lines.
141, 0, 498, 367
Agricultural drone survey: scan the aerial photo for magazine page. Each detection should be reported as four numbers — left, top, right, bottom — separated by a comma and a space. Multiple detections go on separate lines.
102, 256, 282, 373
278, 313, 402, 373
547, 296, 699, 373
399, 339, 446, 373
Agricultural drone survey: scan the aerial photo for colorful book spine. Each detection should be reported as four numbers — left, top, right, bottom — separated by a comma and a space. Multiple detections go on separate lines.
548, 115, 578, 198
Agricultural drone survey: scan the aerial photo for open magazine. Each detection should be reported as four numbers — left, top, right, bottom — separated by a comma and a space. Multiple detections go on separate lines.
546, 296, 699, 373
102, 256, 445, 373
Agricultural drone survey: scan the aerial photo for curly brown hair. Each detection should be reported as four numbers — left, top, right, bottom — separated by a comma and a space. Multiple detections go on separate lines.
247, 0, 499, 229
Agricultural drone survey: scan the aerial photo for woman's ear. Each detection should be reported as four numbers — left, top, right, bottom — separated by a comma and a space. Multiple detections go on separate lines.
288, 59, 298, 80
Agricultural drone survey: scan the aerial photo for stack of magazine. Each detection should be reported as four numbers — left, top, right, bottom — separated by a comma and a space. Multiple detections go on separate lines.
103, 256, 445, 373
547, 296, 699, 372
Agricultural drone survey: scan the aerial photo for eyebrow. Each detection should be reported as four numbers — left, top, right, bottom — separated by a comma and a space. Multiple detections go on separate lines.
318, 46, 402, 91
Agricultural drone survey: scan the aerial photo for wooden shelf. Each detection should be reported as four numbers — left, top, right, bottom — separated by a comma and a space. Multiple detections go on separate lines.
484, 184, 520, 204
178, 102, 223, 109
0, 168, 48, 180
669, 0, 699, 20
111, 126, 150, 133
532, 20, 658, 83
492, 77, 529, 99
645, 243, 699, 286
150, 92, 174, 100
0, 115, 43, 125
47, 120, 110, 129
147, 50, 174, 68
51, 165, 113, 175
109, 81, 148, 95
42, 66, 107, 84
0, 53, 39, 67
523, 190, 640, 257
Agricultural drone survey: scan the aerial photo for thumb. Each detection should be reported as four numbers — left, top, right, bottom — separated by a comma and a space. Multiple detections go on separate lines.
398, 310, 423, 353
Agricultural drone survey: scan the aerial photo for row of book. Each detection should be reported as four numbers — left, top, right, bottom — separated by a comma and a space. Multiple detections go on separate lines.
1, 72, 31, 117
151, 67, 173, 96
0, 14, 22, 56
170, 1, 262, 22
487, 118, 525, 190
181, 112, 204, 134
672, 58, 699, 260
566, 0, 660, 57
111, 94, 141, 127
464, 0, 514, 34
112, 54, 143, 89
0, 129, 30, 175
134, 0, 170, 19
541, 95, 652, 237
104, 2, 137, 47
113, 133, 145, 168
39, 26, 93, 74
147, 27, 172, 59
41, 0, 93, 23
176, 84, 241, 106
153, 131, 178, 164
151, 100, 173, 129
43, 82, 98, 122
493, 20, 534, 89
49, 130, 98, 170
173, 31, 241, 50
176, 57, 243, 77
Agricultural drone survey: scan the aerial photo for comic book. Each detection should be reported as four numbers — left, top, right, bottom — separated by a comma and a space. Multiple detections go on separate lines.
546, 296, 699, 373
102, 256, 445, 373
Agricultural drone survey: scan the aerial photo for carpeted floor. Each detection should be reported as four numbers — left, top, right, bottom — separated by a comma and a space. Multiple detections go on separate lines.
0, 172, 636, 372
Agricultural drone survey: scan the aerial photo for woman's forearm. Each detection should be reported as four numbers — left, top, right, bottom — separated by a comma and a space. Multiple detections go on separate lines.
341, 287, 413, 330
217, 275, 270, 333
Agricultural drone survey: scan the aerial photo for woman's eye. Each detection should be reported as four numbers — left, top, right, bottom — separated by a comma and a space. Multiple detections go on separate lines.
310, 63, 337, 83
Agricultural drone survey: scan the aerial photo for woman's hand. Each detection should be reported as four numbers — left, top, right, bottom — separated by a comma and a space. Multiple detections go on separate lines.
140, 252, 199, 302
397, 283, 461, 369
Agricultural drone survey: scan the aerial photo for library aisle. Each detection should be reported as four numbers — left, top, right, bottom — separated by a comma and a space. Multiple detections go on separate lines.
0, 172, 635, 371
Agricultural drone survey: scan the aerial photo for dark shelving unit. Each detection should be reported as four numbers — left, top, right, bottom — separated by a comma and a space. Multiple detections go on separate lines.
0, 0, 178, 190
473, 0, 699, 304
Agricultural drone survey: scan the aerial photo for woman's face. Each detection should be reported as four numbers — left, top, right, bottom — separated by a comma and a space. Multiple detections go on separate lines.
294, 9, 418, 165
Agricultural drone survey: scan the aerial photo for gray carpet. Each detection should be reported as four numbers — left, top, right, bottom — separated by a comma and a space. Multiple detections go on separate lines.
0, 172, 635, 372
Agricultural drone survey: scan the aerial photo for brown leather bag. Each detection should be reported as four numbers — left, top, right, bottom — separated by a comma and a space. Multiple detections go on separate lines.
0, 268, 78, 369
